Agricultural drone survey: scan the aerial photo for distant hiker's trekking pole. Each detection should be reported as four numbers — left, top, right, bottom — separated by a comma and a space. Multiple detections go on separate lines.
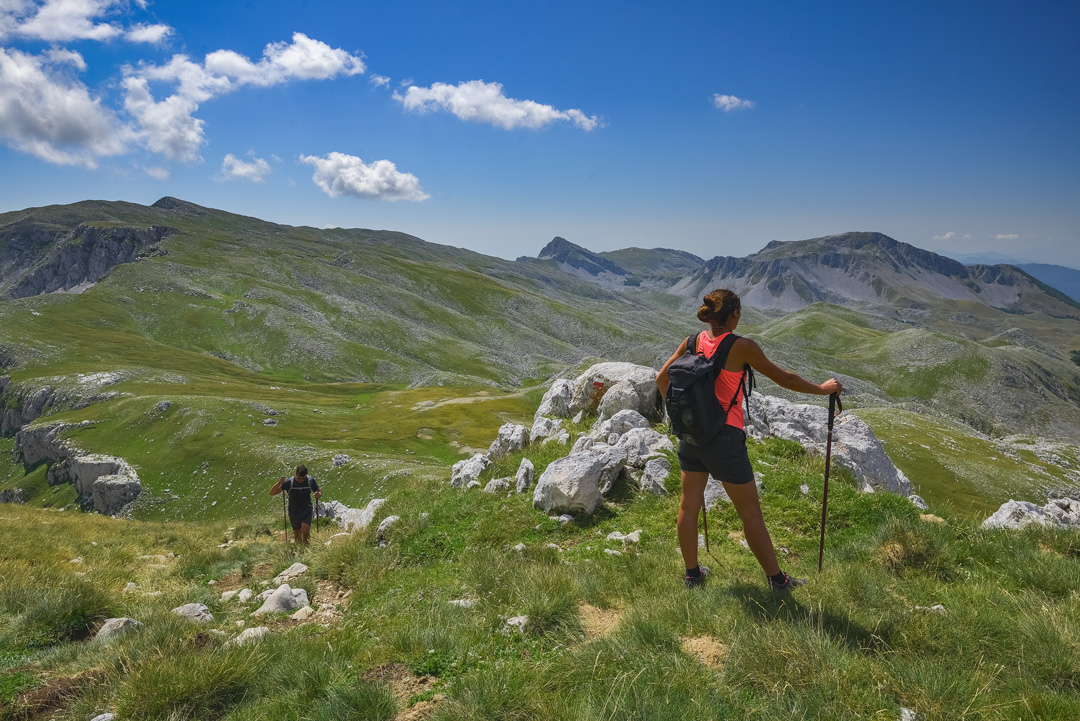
315, 496, 320, 536
282, 487, 289, 544
818, 392, 842, 572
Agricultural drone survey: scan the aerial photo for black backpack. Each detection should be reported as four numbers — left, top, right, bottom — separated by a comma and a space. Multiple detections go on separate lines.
665, 332, 754, 446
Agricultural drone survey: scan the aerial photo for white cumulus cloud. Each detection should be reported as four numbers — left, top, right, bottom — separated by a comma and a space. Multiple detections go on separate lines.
995, 234, 1020, 240
932, 231, 956, 241
44, 47, 86, 69
0, 46, 129, 167
218, 153, 271, 182
712, 93, 755, 112
369, 73, 390, 88
123, 33, 365, 162
300, 151, 428, 202
125, 22, 171, 44
395, 79, 601, 131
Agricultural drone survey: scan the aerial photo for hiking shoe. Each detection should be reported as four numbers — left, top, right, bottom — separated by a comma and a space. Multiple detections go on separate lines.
769, 572, 807, 594
684, 565, 711, 589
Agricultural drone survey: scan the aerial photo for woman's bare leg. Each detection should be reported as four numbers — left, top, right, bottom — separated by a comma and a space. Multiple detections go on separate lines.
677, 470, 710, 569
722, 480, 781, 576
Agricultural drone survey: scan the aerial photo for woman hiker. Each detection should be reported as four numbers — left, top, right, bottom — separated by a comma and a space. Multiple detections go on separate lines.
656, 289, 842, 591
270, 464, 322, 544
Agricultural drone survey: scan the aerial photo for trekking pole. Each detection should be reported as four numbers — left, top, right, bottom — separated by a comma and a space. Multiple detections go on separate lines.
817, 392, 842, 572
282, 484, 289, 544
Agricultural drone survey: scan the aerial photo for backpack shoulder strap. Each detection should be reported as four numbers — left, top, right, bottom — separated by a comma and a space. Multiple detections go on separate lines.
711, 332, 739, 370
685, 333, 698, 355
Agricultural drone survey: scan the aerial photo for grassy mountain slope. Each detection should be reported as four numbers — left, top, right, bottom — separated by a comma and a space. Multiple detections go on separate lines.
2, 428, 1078, 720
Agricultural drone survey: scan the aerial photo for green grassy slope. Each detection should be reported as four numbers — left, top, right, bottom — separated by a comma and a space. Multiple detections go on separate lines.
2, 430, 1077, 721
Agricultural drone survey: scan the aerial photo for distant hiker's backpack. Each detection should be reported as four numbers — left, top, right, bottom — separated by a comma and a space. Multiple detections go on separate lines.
665, 332, 754, 446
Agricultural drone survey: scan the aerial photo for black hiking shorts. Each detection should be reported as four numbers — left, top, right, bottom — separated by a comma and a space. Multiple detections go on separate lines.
677, 425, 755, 485
289, 506, 313, 531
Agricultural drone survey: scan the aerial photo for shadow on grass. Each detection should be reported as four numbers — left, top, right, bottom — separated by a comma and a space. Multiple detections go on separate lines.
727, 582, 894, 655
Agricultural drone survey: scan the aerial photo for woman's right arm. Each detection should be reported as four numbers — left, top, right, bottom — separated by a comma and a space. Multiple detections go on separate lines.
655, 338, 689, 397
736, 338, 842, 396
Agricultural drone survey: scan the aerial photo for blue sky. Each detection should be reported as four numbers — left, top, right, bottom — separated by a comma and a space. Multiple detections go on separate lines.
1, 1, 1078, 267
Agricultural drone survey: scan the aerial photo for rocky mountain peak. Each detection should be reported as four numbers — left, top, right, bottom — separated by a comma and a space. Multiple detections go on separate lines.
536, 237, 628, 278
151, 197, 209, 215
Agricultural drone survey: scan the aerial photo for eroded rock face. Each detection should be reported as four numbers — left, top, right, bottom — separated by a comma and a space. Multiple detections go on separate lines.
982, 497, 1080, 530
747, 395, 912, 497
534, 379, 573, 421
640, 457, 671, 495
533, 451, 605, 516
93, 474, 142, 515
530, 416, 564, 443
1, 379, 58, 435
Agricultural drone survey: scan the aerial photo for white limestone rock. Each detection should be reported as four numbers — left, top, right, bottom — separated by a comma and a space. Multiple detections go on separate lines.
376, 515, 401, 547
253, 584, 309, 616
533, 451, 605, 516
172, 603, 213, 623
590, 409, 650, 440
227, 626, 270, 646
273, 562, 308, 584
531, 416, 564, 443
489, 423, 530, 458
337, 498, 387, 532
569, 362, 663, 421
514, 458, 535, 494
94, 617, 142, 642
236, 588, 253, 603
982, 497, 1080, 530
450, 453, 491, 488
483, 477, 511, 494
534, 379, 574, 421
596, 445, 629, 495
640, 457, 670, 495
747, 394, 913, 497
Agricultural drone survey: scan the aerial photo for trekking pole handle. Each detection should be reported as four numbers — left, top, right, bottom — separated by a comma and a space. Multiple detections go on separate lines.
828, 392, 842, 429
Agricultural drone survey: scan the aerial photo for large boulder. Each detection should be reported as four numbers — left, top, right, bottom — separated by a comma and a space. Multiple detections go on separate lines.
639, 457, 671, 495
596, 446, 629, 494
982, 497, 1080, 530
590, 409, 651, 439
93, 474, 142, 515
569, 362, 663, 422
488, 423, 530, 458
451, 453, 491, 488
534, 379, 574, 421
533, 451, 605, 516
747, 394, 913, 497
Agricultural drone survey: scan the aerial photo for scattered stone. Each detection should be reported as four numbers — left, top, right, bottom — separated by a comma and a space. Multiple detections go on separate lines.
172, 603, 213, 623
94, 617, 142, 642
123, 582, 137, 593
465, 480, 481, 490
909, 494, 928, 510
558, 514, 573, 525
274, 563, 309, 584
545, 543, 561, 550
263, 418, 277, 426
154, 400, 172, 412
604, 549, 622, 556
606, 530, 642, 544
376, 515, 400, 547
511, 543, 526, 552
450, 453, 491, 488
69, 557, 84, 564
800, 484, 810, 496
982, 497, 1080, 530
90, 714, 116, 721
449, 598, 476, 608
291, 606, 315, 620
900, 708, 921, 721
220, 590, 238, 603
227, 626, 270, 647
698, 534, 706, 547
253, 584, 309, 616
236, 588, 253, 603
483, 477, 511, 494
912, 605, 946, 614
333, 454, 350, 467
489, 423, 530, 458
324, 533, 351, 546
505, 615, 528, 632
514, 458, 535, 494
572, 410, 585, 424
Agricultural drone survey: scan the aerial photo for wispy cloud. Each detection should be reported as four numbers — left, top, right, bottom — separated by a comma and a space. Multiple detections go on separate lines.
369, 74, 390, 88
0, 47, 129, 167
217, 153, 271, 182
125, 22, 171, 44
300, 151, 428, 202
712, 93, 755, 112
932, 231, 956, 241
123, 33, 365, 163
7, 0, 174, 43
995, 234, 1019, 240
144, 165, 168, 180
395, 80, 601, 131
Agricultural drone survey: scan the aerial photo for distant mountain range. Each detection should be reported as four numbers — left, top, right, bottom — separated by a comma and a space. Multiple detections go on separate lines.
937, 250, 1080, 303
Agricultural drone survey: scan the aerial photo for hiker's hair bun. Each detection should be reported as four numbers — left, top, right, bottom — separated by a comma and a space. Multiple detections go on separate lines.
698, 289, 741, 326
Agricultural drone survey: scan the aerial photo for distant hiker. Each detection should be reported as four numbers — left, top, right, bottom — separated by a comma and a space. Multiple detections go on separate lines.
270, 465, 322, 544
656, 289, 842, 591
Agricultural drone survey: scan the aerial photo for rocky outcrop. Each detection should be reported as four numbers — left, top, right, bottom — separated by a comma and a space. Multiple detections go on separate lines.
488, 423, 529, 458
451, 453, 491, 488
4, 224, 174, 299
569, 362, 664, 422
747, 395, 913, 497
14, 422, 141, 514
982, 497, 1080, 530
